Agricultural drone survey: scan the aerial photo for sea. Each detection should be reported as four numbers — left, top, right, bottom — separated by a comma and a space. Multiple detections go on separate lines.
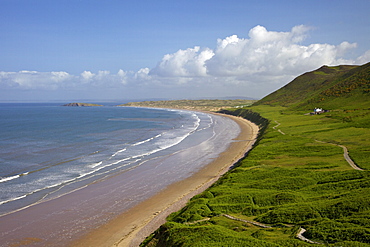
0, 103, 241, 245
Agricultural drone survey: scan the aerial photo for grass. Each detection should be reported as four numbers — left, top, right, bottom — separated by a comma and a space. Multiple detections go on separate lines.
141, 105, 370, 246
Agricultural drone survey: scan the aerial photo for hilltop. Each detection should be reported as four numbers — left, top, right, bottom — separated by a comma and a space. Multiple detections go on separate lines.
255, 62, 370, 110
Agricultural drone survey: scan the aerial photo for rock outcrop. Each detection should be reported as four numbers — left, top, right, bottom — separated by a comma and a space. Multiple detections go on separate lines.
63, 103, 103, 107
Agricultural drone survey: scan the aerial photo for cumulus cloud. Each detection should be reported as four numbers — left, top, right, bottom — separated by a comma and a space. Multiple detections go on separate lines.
356, 50, 370, 64
151, 25, 365, 81
213, 25, 355, 77
145, 25, 368, 97
81, 71, 95, 81
134, 68, 151, 80
0, 25, 369, 100
150, 46, 214, 77
0, 69, 131, 89
79, 70, 128, 86
0, 70, 75, 90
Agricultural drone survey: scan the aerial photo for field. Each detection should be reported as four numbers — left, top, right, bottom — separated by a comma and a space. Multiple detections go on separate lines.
141, 104, 370, 246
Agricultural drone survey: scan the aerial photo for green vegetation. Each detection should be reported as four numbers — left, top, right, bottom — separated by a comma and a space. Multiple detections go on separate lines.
120, 99, 256, 111
141, 63, 370, 246
255, 63, 369, 110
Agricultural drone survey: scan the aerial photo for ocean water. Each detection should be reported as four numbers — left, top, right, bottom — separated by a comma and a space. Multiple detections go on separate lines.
0, 103, 240, 218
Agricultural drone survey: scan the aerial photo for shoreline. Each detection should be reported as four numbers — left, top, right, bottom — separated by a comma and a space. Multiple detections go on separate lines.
71, 112, 259, 247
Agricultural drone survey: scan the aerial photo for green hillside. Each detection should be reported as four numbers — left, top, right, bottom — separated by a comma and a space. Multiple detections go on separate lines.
255, 62, 370, 110
141, 63, 370, 247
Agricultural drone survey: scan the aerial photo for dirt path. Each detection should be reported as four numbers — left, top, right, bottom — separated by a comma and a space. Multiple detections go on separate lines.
223, 214, 271, 228
296, 227, 322, 244
223, 214, 323, 244
338, 144, 363, 171
273, 120, 363, 171
184, 218, 211, 225
315, 140, 363, 171
273, 120, 285, 135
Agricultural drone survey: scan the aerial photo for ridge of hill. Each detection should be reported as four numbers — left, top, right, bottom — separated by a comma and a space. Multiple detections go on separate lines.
255, 62, 370, 110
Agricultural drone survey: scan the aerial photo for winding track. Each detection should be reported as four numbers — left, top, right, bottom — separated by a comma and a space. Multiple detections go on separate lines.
223, 214, 271, 228
273, 120, 286, 135
315, 140, 363, 171
274, 120, 363, 171
296, 227, 322, 244
222, 214, 323, 244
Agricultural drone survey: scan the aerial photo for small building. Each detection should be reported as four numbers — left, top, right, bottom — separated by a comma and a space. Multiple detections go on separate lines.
314, 108, 323, 114
309, 107, 328, 115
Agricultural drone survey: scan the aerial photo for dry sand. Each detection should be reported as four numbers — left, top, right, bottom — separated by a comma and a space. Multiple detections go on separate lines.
71, 113, 259, 247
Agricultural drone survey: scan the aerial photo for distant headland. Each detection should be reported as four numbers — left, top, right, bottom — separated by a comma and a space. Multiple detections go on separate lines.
62, 103, 103, 107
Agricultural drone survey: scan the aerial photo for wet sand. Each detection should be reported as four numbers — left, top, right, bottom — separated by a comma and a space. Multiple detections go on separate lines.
71, 113, 259, 247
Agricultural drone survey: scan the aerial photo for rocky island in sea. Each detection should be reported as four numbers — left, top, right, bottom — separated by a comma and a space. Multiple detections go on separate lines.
63, 102, 103, 107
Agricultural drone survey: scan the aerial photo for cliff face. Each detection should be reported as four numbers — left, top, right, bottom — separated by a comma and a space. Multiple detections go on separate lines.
62, 103, 103, 107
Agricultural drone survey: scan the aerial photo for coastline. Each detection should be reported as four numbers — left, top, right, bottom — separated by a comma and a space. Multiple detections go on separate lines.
71, 112, 259, 247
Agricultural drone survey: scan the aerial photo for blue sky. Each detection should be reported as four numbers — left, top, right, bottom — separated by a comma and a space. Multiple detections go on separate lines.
1, 0, 369, 102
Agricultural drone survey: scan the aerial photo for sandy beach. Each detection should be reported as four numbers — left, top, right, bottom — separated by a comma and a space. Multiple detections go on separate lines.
71, 113, 259, 247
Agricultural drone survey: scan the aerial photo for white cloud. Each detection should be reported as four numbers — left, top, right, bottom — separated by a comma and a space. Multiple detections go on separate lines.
206, 25, 358, 78
337, 41, 358, 56
356, 50, 370, 64
81, 71, 95, 81
150, 46, 214, 77
146, 25, 369, 97
0, 69, 131, 92
144, 25, 369, 97
0, 25, 369, 100
145, 24, 368, 94
0, 70, 74, 90
134, 68, 150, 80
77, 70, 129, 86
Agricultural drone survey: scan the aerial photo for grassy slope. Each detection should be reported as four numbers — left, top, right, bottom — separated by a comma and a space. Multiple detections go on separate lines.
141, 64, 370, 246
254, 63, 369, 109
